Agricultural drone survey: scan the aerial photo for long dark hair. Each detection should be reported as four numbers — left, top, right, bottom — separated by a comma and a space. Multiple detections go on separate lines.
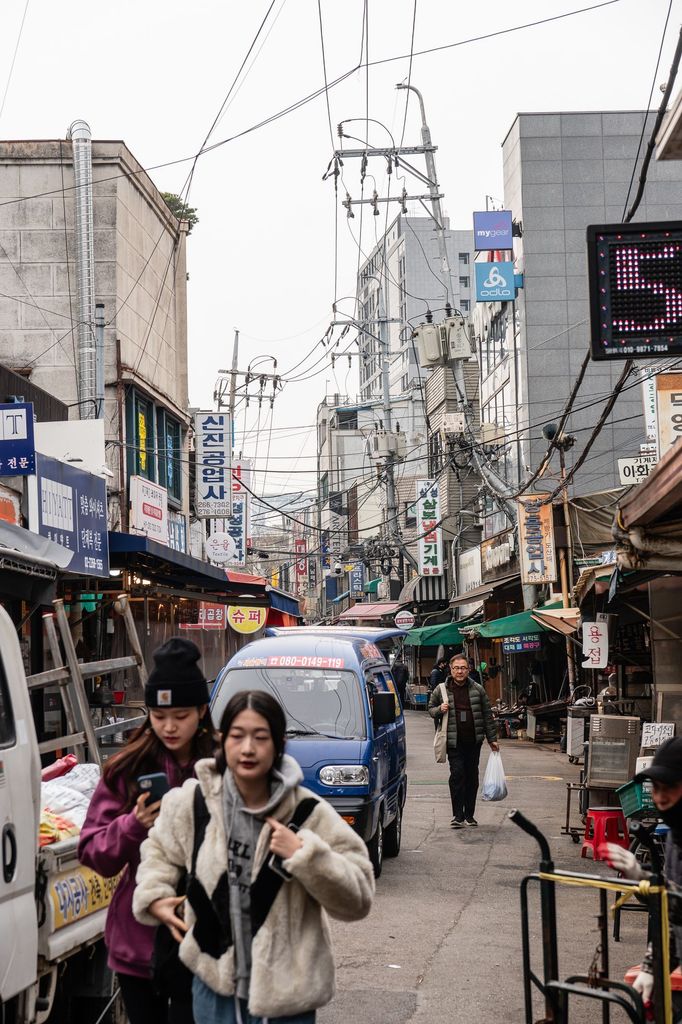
103, 708, 215, 810
214, 690, 286, 775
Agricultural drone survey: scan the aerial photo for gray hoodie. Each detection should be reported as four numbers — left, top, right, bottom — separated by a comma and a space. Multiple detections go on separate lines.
222, 753, 303, 1001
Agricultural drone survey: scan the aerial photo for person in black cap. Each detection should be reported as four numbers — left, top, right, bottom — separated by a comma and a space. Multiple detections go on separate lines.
602, 736, 682, 1016
78, 637, 215, 1024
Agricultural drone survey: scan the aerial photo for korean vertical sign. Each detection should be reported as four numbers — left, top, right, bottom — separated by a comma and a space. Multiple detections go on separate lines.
416, 480, 443, 576
516, 493, 557, 585
194, 412, 232, 518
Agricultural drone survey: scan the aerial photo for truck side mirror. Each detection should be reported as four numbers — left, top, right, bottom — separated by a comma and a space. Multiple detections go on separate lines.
373, 691, 395, 728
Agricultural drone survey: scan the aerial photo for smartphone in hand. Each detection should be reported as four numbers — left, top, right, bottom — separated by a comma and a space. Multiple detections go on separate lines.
137, 772, 169, 803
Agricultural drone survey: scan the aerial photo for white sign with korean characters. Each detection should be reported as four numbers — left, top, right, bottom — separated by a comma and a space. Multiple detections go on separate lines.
195, 411, 232, 518
641, 722, 676, 748
581, 620, 609, 670
129, 476, 169, 545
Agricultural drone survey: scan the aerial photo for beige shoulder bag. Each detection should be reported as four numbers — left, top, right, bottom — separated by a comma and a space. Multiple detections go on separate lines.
433, 682, 449, 763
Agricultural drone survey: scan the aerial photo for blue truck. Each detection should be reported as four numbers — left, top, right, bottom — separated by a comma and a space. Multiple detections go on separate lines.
211, 627, 407, 877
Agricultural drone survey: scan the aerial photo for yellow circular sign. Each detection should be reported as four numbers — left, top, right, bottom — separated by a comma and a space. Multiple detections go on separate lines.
227, 605, 267, 634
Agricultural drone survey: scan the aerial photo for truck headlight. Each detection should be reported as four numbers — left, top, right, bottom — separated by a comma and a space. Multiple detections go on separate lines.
319, 765, 369, 786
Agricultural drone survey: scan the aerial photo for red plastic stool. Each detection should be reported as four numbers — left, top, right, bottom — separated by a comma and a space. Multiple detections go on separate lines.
581, 806, 629, 860
624, 964, 682, 989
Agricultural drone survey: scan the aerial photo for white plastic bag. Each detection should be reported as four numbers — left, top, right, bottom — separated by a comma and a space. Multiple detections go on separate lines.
481, 751, 507, 802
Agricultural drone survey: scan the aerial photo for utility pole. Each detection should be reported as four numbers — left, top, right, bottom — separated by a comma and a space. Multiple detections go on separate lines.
396, 83, 516, 518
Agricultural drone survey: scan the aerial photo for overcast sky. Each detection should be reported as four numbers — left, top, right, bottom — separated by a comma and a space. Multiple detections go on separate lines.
0, 0, 676, 498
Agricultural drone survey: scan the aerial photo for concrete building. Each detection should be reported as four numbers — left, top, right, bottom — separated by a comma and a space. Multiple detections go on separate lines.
0, 139, 190, 544
476, 110, 682, 525
357, 215, 475, 400
315, 391, 428, 618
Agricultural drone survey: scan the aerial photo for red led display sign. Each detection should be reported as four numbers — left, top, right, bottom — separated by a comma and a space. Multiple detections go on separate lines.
587, 221, 682, 360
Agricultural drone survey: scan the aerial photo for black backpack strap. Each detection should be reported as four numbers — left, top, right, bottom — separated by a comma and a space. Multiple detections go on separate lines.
191, 782, 210, 875
250, 796, 319, 936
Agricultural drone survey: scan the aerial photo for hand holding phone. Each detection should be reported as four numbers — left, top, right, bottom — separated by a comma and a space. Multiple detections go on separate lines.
137, 772, 169, 803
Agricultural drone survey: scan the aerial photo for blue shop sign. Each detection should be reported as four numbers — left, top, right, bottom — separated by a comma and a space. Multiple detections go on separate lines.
35, 454, 109, 577
0, 402, 35, 476
475, 261, 516, 302
350, 562, 365, 597
502, 633, 542, 653
473, 210, 513, 251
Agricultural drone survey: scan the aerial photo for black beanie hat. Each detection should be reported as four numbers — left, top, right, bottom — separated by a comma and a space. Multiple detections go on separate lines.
145, 637, 210, 708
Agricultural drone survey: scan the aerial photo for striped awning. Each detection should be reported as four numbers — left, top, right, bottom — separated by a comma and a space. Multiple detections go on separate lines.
398, 574, 449, 605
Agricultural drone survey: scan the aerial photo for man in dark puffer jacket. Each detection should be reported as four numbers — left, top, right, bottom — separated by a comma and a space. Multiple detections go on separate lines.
428, 653, 498, 829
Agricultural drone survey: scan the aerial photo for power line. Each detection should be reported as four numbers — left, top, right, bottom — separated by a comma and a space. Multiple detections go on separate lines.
0, 0, 30, 123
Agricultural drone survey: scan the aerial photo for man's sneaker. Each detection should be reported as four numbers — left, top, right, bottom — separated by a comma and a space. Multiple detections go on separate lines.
464, 817, 478, 827
450, 817, 465, 829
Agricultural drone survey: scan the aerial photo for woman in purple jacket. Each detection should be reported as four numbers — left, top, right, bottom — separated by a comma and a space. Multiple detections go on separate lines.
78, 637, 214, 1024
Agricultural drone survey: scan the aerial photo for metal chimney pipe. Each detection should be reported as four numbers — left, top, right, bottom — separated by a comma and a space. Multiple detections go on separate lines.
68, 119, 96, 419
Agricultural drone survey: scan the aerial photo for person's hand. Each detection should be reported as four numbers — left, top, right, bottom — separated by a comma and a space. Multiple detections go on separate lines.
148, 896, 188, 943
599, 843, 644, 880
267, 817, 304, 860
632, 968, 653, 1003
489, 741, 500, 752
134, 792, 161, 829
440, 702, 449, 713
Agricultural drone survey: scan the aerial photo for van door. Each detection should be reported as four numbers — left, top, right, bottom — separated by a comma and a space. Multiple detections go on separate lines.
0, 608, 40, 1003
367, 668, 403, 819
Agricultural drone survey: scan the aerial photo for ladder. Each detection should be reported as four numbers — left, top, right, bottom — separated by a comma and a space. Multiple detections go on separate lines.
26, 593, 148, 768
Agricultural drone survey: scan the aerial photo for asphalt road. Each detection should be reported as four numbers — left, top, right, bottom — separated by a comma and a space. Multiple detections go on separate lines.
319, 710, 645, 1024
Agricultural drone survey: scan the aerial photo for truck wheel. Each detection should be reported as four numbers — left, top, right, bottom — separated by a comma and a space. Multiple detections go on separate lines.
384, 804, 402, 858
367, 818, 383, 878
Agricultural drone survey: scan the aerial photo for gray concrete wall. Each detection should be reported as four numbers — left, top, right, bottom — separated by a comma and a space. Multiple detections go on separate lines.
0, 140, 189, 527
502, 111, 682, 494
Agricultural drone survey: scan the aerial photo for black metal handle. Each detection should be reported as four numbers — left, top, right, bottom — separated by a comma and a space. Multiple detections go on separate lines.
2, 823, 17, 883
508, 808, 554, 869
629, 820, 663, 878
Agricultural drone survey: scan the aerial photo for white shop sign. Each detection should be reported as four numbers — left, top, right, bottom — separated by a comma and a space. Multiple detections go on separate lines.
129, 476, 168, 544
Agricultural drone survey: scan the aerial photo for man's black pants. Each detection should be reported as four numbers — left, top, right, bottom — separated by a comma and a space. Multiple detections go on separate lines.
447, 741, 483, 820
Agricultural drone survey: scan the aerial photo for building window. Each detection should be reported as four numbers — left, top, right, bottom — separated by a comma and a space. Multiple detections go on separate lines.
131, 393, 155, 480
459, 252, 469, 265
460, 299, 470, 312
157, 410, 182, 503
459, 276, 469, 289
126, 390, 186, 500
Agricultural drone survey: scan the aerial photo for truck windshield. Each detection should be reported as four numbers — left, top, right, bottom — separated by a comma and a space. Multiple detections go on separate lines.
212, 667, 367, 740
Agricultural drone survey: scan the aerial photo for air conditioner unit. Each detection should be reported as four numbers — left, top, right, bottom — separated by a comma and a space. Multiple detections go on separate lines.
414, 323, 444, 367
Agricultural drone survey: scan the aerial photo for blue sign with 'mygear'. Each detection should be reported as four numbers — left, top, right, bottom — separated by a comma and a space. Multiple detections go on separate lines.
35, 454, 109, 577
473, 210, 513, 251
0, 402, 35, 476
475, 261, 516, 302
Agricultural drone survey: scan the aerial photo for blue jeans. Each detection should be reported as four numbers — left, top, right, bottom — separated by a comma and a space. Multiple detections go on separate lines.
192, 977, 316, 1024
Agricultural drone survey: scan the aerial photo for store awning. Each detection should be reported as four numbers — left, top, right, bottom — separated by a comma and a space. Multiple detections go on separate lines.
331, 589, 351, 604
264, 585, 302, 618
573, 564, 616, 605
463, 601, 562, 639
364, 577, 381, 594
337, 601, 404, 621
450, 572, 520, 608
404, 621, 466, 647
530, 606, 581, 636
398, 574, 449, 605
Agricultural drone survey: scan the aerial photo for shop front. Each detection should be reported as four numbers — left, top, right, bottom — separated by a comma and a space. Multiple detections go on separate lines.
615, 441, 682, 721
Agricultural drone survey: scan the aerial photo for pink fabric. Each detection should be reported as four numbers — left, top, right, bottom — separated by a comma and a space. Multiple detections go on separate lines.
77, 753, 194, 978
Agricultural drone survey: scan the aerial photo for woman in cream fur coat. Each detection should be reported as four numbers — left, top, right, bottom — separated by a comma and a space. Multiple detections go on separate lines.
133, 689, 375, 1024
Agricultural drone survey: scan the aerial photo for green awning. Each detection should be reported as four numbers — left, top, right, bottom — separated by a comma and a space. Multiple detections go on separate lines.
364, 577, 381, 594
466, 601, 561, 639
404, 621, 466, 647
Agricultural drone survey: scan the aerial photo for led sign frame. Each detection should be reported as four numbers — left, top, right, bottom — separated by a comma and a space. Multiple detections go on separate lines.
587, 221, 682, 360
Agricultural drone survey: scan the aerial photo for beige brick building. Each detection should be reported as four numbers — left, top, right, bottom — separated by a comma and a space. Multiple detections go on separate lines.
0, 140, 190, 538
